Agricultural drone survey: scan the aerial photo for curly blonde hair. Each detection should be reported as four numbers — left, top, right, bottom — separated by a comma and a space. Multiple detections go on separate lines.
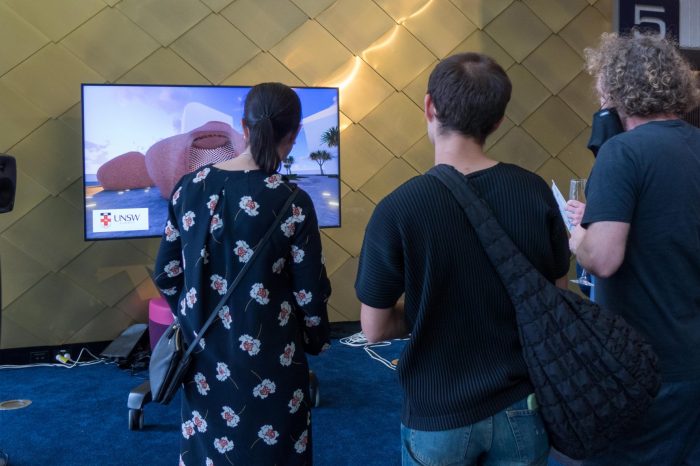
585, 32, 699, 117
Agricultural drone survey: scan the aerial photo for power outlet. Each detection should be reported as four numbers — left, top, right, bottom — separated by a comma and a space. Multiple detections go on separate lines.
29, 350, 50, 363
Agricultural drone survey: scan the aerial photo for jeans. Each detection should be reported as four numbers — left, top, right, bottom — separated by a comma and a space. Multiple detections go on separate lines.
401, 396, 549, 466
582, 380, 700, 466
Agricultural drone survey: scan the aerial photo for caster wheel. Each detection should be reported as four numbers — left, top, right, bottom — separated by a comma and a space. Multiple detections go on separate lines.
129, 408, 144, 431
309, 371, 320, 408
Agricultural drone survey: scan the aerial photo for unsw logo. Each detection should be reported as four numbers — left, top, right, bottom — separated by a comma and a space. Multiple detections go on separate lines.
93, 208, 149, 232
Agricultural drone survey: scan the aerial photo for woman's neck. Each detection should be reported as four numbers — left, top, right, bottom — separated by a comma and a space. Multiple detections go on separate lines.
214, 150, 260, 171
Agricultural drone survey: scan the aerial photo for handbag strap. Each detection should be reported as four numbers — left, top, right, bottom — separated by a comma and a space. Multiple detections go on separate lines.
427, 164, 553, 297
182, 186, 300, 360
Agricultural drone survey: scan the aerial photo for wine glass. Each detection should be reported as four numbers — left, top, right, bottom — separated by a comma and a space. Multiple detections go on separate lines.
569, 179, 594, 287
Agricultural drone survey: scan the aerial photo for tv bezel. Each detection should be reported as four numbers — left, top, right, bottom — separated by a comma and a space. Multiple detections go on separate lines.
80, 82, 342, 242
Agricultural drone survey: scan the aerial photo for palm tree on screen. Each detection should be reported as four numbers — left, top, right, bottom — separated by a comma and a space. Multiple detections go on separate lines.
283, 156, 295, 175
320, 126, 339, 149
309, 150, 332, 175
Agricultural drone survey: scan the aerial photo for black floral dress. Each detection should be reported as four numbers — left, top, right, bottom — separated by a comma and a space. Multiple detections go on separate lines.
154, 166, 331, 466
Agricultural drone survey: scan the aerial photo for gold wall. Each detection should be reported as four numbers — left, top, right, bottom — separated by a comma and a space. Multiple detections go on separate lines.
0, 0, 610, 349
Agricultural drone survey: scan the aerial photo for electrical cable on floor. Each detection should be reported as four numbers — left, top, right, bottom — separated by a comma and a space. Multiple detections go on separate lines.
339, 331, 407, 371
0, 347, 112, 370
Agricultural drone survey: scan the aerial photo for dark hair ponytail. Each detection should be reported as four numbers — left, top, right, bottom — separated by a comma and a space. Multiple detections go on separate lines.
243, 83, 302, 174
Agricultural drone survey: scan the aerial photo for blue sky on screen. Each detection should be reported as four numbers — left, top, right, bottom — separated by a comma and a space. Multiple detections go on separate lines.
83, 85, 339, 176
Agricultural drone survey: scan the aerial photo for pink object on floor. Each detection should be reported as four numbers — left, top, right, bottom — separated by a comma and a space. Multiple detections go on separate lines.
148, 297, 174, 351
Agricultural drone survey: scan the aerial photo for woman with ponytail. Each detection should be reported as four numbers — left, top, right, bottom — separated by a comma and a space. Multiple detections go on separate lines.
155, 82, 331, 465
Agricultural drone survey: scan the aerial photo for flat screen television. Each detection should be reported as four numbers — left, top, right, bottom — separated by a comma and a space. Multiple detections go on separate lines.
81, 84, 340, 241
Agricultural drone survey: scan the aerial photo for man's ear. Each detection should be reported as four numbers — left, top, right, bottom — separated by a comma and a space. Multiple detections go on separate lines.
424, 94, 436, 122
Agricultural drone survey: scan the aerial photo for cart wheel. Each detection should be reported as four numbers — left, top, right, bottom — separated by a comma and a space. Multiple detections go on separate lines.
129, 408, 144, 431
309, 371, 320, 408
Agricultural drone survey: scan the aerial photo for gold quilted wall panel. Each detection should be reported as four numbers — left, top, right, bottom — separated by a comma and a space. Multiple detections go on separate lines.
0, 0, 610, 349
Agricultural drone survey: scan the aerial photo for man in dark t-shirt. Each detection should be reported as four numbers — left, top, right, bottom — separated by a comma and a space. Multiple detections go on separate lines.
571, 33, 700, 464
355, 53, 569, 466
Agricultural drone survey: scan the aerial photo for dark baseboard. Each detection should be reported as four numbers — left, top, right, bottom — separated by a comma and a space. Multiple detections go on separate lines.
0, 341, 111, 366
0, 321, 362, 366
329, 320, 361, 339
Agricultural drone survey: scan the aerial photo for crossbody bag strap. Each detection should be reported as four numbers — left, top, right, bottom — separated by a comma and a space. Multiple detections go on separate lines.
182, 186, 299, 360
427, 164, 552, 297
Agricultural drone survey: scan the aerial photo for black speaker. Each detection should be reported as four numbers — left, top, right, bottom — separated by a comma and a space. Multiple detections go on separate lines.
0, 155, 16, 214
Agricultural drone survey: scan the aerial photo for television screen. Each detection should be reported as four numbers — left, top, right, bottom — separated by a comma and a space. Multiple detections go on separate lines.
81, 84, 340, 241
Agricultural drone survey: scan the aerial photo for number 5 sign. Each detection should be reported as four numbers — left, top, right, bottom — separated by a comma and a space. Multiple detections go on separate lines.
617, 0, 678, 38
616, 0, 700, 69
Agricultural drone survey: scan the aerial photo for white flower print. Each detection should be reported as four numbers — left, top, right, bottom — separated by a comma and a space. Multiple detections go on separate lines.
182, 211, 195, 231
198, 337, 206, 350
209, 214, 222, 233
258, 425, 279, 445
210, 274, 227, 295
238, 334, 261, 356
280, 218, 296, 237
193, 167, 210, 183
291, 245, 305, 264
295, 430, 309, 454
278, 301, 292, 326
253, 379, 276, 399
290, 204, 306, 223
216, 362, 230, 382
164, 260, 182, 278
272, 257, 285, 274
249, 283, 270, 305
264, 174, 282, 189
172, 186, 182, 206
239, 196, 260, 216
206, 459, 214, 466
179, 454, 185, 466
165, 221, 180, 242
305, 315, 321, 327
192, 410, 208, 433
213, 436, 234, 454
234, 240, 253, 263
218, 306, 232, 329
288, 388, 304, 414
161, 286, 177, 296
293, 289, 312, 306
221, 406, 240, 428
182, 420, 195, 439
180, 298, 187, 316
207, 194, 219, 215
200, 247, 209, 264
186, 288, 197, 308
279, 342, 295, 367
321, 343, 331, 352
194, 372, 210, 396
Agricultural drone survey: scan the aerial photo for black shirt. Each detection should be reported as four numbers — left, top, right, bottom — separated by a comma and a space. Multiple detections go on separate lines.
355, 163, 570, 430
582, 119, 700, 382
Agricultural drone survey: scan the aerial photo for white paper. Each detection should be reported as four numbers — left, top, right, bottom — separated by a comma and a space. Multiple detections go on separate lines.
551, 180, 573, 231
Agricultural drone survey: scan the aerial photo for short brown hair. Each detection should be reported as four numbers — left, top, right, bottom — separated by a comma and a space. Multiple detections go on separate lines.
585, 32, 699, 117
427, 53, 511, 144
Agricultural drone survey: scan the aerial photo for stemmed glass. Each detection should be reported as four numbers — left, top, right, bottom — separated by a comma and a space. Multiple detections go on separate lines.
570, 179, 594, 287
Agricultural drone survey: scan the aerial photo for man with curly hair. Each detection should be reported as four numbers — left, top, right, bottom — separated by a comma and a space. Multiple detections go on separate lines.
570, 32, 700, 464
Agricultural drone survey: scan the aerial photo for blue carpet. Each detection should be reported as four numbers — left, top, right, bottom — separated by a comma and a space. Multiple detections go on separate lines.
0, 339, 404, 466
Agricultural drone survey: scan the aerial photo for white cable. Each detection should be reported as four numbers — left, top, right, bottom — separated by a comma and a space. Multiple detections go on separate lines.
364, 343, 397, 370
339, 331, 368, 347
0, 347, 112, 370
340, 331, 407, 370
